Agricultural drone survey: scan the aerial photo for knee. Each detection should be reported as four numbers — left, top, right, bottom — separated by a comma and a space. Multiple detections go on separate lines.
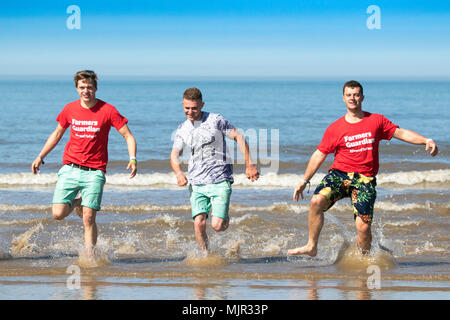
211, 221, 226, 232
356, 220, 371, 236
53, 212, 65, 220
194, 215, 207, 229
52, 205, 67, 220
310, 195, 327, 210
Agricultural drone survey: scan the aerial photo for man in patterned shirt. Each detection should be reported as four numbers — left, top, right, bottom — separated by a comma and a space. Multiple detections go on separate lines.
170, 88, 259, 254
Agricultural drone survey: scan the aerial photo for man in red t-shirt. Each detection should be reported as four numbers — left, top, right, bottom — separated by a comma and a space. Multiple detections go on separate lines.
288, 80, 438, 257
31, 70, 137, 258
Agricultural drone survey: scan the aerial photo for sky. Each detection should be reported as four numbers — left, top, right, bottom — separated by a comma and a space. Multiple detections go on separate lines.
0, 0, 449, 78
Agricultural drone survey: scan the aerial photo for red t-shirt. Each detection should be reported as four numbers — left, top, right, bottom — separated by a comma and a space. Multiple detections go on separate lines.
317, 112, 398, 176
56, 99, 128, 172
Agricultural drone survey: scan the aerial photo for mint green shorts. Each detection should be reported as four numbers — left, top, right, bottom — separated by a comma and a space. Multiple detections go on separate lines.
52, 164, 106, 211
189, 180, 232, 220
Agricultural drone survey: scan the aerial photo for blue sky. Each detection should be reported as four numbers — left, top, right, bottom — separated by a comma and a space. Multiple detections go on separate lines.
1, 0, 449, 78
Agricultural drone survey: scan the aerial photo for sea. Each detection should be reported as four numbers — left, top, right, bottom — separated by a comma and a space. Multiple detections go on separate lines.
0, 79, 449, 301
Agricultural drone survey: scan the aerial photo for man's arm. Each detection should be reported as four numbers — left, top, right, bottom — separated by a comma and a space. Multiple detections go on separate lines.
31, 124, 67, 174
293, 149, 327, 202
170, 148, 188, 186
393, 128, 438, 157
227, 128, 259, 182
118, 124, 137, 178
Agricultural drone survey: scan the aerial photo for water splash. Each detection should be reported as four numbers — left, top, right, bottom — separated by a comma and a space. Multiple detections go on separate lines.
165, 228, 181, 248
335, 243, 396, 272
183, 251, 228, 268
324, 212, 353, 243
222, 239, 245, 260
77, 247, 111, 268
10, 223, 43, 256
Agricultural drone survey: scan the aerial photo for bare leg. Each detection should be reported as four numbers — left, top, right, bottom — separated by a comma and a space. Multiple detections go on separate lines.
211, 216, 229, 232
355, 216, 372, 254
52, 203, 72, 220
194, 214, 208, 254
73, 195, 83, 218
53, 197, 82, 220
52, 193, 83, 220
287, 194, 328, 256
82, 207, 98, 258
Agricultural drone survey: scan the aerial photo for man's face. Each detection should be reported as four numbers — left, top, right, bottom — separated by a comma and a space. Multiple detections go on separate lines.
183, 98, 204, 122
343, 86, 364, 111
76, 79, 97, 103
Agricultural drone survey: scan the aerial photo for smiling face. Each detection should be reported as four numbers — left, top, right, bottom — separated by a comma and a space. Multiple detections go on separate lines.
76, 79, 97, 105
343, 86, 364, 112
183, 98, 204, 122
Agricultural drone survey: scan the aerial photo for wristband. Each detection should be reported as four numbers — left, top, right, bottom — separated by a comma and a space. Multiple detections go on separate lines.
301, 179, 311, 193
129, 157, 137, 163
425, 139, 433, 144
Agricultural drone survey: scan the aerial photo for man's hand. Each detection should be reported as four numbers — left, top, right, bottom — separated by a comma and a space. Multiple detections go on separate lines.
177, 172, 188, 186
246, 164, 259, 182
425, 139, 438, 157
293, 181, 307, 202
31, 156, 43, 174
127, 160, 137, 178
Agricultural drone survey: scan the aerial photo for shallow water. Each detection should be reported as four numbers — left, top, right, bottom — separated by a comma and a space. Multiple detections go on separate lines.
0, 179, 449, 300
0, 80, 449, 300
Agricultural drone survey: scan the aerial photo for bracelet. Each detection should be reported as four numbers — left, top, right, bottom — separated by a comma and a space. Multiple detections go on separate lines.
129, 157, 137, 163
301, 179, 311, 193
39, 155, 45, 165
425, 139, 433, 144
176, 172, 183, 177
301, 179, 310, 185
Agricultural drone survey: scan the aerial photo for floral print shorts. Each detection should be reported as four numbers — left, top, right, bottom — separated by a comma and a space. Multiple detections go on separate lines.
313, 169, 377, 224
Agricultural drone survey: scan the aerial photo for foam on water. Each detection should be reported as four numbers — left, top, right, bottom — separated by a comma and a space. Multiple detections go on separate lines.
2, 169, 449, 188
414, 241, 447, 254
114, 214, 185, 228
2, 201, 444, 216
229, 214, 264, 226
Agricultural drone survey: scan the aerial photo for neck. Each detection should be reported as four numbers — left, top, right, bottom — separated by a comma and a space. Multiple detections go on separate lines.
81, 98, 97, 109
345, 109, 365, 123
190, 111, 203, 123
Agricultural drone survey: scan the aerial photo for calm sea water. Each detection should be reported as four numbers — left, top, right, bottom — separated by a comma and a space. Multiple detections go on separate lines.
0, 79, 449, 300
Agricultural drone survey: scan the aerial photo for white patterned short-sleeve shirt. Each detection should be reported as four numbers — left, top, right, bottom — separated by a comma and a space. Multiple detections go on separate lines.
173, 112, 235, 185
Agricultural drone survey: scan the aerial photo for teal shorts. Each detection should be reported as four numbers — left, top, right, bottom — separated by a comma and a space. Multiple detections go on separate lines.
52, 164, 106, 211
189, 180, 232, 220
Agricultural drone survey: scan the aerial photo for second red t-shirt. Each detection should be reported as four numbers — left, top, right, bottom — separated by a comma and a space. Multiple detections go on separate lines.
317, 112, 398, 176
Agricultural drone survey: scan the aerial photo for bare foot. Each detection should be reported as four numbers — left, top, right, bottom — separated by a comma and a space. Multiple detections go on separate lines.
71, 196, 83, 218
287, 245, 318, 257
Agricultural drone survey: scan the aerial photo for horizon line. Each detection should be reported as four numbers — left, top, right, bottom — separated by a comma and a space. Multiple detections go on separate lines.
0, 75, 449, 81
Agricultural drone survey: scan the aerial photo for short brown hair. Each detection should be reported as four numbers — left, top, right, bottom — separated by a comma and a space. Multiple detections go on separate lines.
183, 87, 202, 102
74, 70, 98, 89
343, 80, 363, 95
